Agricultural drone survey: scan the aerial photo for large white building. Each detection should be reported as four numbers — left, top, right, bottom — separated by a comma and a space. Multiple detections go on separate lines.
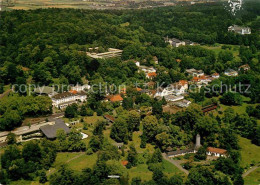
52, 91, 87, 109
155, 81, 188, 97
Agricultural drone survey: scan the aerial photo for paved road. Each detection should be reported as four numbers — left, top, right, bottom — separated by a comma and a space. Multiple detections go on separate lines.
242, 166, 259, 178
162, 153, 189, 175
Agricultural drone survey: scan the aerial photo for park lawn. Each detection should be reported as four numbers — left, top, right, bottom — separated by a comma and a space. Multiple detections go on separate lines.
53, 152, 98, 172
128, 159, 185, 182
162, 160, 185, 178
239, 136, 260, 168
131, 131, 155, 153
201, 44, 240, 57
244, 167, 260, 185
53, 152, 80, 167
66, 153, 98, 172
128, 164, 153, 182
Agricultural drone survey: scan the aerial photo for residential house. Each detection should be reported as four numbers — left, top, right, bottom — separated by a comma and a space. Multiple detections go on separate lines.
166, 38, 186, 47
108, 94, 123, 103
186, 68, 204, 77
224, 68, 238, 76
228, 25, 251, 35
104, 115, 115, 123
139, 65, 156, 74
146, 72, 157, 79
211, 73, 220, 79
206, 147, 227, 157
238, 64, 250, 71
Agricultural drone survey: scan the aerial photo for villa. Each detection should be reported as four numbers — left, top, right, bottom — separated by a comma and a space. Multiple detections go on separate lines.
228, 25, 251, 35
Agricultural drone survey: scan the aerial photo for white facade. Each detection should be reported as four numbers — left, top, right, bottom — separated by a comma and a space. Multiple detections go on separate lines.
52, 92, 87, 109
186, 69, 204, 77
228, 25, 251, 35
206, 151, 226, 157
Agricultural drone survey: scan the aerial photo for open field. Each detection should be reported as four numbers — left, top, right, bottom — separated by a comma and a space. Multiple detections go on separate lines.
239, 136, 260, 168
201, 44, 240, 57
244, 167, 260, 185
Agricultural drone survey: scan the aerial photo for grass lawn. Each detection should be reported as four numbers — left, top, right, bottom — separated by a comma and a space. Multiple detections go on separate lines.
201, 44, 240, 57
128, 164, 153, 182
162, 160, 185, 178
53, 152, 98, 173
66, 153, 98, 172
244, 167, 260, 185
239, 136, 260, 168
128, 159, 185, 182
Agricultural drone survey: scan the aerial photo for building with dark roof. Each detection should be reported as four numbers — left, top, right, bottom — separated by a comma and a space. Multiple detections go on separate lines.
40, 119, 70, 139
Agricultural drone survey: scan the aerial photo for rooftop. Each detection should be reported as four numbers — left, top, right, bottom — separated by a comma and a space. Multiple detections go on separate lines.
207, 147, 227, 154
110, 94, 123, 102
40, 119, 70, 139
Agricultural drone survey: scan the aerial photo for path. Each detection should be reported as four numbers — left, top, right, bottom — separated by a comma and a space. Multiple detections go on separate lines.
47, 152, 85, 176
162, 153, 189, 175
242, 166, 259, 178
0, 89, 11, 99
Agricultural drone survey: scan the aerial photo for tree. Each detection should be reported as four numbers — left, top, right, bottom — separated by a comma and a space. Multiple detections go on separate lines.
252, 125, 260, 146
131, 177, 142, 185
152, 100, 163, 116
142, 115, 159, 142
6, 133, 17, 145
22, 141, 42, 163
39, 171, 47, 183
220, 92, 242, 105
127, 110, 141, 133
194, 147, 206, 160
150, 148, 162, 163
110, 117, 129, 143
50, 165, 79, 185
65, 104, 78, 118
122, 97, 134, 110
0, 84, 4, 94
168, 175, 183, 185
152, 168, 164, 183
127, 144, 138, 168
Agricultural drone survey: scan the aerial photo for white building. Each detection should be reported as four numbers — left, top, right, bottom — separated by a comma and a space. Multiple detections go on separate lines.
186, 68, 204, 77
228, 25, 251, 35
164, 95, 184, 102
155, 81, 188, 97
224, 68, 238, 76
71, 84, 90, 91
52, 91, 87, 109
211, 73, 220, 79
166, 38, 186, 47
206, 147, 227, 157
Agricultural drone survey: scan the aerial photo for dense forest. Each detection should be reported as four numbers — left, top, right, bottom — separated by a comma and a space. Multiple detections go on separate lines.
0, 1, 260, 185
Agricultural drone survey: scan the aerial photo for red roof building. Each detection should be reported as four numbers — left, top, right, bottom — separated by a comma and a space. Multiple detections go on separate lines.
110, 94, 123, 102
207, 147, 227, 157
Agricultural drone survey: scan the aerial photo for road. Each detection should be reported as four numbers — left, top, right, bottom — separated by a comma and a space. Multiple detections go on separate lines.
242, 166, 259, 178
162, 153, 189, 175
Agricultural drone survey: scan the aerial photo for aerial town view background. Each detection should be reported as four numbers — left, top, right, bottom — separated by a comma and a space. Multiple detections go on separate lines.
0, 0, 260, 184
